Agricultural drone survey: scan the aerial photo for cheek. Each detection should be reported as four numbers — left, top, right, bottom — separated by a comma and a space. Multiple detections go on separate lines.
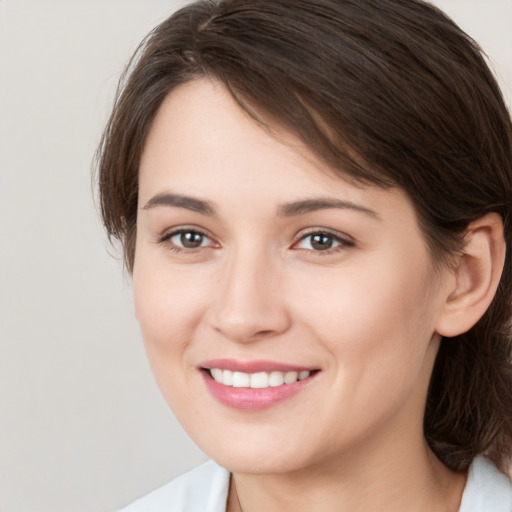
293, 250, 434, 342
290, 252, 438, 404
132, 254, 212, 370
132, 258, 217, 424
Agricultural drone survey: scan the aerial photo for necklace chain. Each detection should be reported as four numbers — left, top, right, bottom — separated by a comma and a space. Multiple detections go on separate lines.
233, 477, 243, 512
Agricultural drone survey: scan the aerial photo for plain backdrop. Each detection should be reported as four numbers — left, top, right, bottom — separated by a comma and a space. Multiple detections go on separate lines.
0, 1, 510, 511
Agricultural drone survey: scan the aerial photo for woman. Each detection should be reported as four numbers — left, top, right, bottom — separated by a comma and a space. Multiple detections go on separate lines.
97, 0, 512, 510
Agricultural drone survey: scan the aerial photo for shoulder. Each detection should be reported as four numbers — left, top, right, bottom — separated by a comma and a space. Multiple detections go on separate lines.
459, 455, 512, 512
118, 460, 230, 512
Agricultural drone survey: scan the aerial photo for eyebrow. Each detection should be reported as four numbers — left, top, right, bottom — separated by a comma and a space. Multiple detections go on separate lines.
143, 192, 378, 219
277, 198, 379, 218
143, 193, 216, 216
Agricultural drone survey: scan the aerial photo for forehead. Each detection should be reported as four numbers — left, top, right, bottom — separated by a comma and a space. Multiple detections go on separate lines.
138, 78, 416, 226
139, 78, 323, 186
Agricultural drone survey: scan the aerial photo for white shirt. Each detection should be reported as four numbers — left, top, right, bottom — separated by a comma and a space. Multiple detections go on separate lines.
119, 455, 512, 512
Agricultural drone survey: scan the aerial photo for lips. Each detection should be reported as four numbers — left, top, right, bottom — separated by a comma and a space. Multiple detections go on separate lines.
199, 359, 320, 410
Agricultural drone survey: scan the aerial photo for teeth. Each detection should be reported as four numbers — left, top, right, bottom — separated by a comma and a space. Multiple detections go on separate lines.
211, 368, 223, 382
250, 372, 268, 388
232, 371, 250, 388
284, 371, 298, 384
269, 371, 284, 387
223, 370, 233, 386
209, 369, 311, 388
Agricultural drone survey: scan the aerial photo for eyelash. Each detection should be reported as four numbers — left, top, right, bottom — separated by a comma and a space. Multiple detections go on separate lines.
157, 228, 216, 254
157, 228, 354, 255
292, 229, 355, 255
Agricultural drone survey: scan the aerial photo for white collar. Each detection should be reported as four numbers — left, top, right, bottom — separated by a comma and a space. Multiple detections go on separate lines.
119, 455, 512, 511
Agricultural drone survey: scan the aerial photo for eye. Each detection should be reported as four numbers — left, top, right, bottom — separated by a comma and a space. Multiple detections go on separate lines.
293, 231, 354, 252
159, 228, 216, 251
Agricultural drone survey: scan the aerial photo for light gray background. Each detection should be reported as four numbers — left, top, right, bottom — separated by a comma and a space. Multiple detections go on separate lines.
0, 1, 510, 511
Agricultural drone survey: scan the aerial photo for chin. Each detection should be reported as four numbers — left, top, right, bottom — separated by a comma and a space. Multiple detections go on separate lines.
209, 448, 307, 476
189, 424, 322, 475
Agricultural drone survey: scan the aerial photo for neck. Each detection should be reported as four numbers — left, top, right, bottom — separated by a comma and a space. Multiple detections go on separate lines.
228, 436, 466, 512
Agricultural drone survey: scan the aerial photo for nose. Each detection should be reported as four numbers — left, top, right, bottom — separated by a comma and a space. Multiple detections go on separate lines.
209, 249, 291, 343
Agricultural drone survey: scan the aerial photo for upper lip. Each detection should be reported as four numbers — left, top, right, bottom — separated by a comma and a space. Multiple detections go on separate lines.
199, 358, 319, 373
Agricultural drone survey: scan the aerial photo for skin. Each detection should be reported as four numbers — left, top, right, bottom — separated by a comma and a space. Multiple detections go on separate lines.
134, 78, 469, 511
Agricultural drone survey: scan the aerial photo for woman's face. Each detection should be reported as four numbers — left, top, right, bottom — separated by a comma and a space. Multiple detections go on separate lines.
134, 78, 452, 474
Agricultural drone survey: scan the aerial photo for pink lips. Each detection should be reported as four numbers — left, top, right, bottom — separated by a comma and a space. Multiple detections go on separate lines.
199, 359, 319, 411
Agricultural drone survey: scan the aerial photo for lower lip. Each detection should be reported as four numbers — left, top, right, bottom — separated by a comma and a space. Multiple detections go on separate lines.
201, 371, 317, 411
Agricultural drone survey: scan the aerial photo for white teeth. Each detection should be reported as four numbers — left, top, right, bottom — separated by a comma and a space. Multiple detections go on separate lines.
269, 371, 284, 387
211, 368, 223, 382
223, 370, 233, 386
284, 371, 298, 384
232, 371, 250, 388
209, 369, 311, 388
250, 372, 269, 389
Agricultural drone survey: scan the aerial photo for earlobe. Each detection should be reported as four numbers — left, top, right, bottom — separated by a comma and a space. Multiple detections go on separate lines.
435, 213, 506, 338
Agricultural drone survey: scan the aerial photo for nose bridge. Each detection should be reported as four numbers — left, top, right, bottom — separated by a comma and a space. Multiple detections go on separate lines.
211, 241, 289, 342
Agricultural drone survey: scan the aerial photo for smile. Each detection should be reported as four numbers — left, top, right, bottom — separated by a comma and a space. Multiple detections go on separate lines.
199, 360, 320, 411
209, 368, 311, 388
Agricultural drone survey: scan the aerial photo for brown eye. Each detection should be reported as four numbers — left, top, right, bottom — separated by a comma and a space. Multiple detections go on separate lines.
179, 231, 205, 248
310, 233, 335, 250
160, 229, 215, 250
293, 231, 354, 252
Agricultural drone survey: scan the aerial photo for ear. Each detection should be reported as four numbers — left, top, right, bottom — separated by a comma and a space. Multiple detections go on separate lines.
435, 213, 506, 338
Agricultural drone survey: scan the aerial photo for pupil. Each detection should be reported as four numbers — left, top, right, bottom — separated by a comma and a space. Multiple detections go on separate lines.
181, 231, 203, 248
311, 234, 333, 250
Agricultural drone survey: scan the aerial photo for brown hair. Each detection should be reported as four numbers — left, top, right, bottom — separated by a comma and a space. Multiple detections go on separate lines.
96, 0, 512, 472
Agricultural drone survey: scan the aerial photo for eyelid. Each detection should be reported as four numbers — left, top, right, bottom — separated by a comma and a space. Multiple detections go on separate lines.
291, 228, 355, 252
157, 225, 219, 251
